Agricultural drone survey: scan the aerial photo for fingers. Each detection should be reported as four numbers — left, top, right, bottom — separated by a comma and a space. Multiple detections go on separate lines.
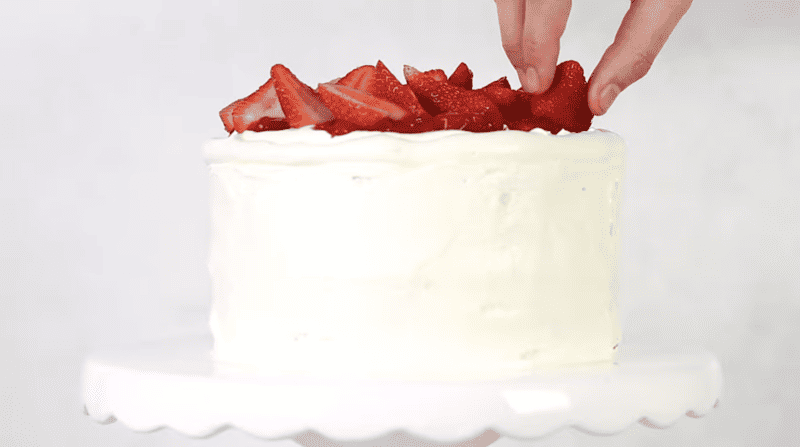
588, 0, 692, 115
520, 0, 572, 93
495, 0, 527, 80
495, 0, 571, 94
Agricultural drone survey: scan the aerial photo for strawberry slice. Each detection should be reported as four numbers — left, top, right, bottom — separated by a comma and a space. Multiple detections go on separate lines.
494, 89, 534, 123
246, 116, 291, 132
426, 68, 447, 82
404, 65, 503, 132
433, 112, 494, 131
480, 77, 512, 90
370, 61, 428, 117
336, 65, 377, 91
448, 62, 473, 90
314, 119, 362, 136
479, 85, 517, 106
384, 114, 437, 133
318, 83, 408, 127
509, 117, 561, 134
271, 64, 334, 128
219, 99, 242, 134
222, 78, 286, 134
530, 60, 593, 133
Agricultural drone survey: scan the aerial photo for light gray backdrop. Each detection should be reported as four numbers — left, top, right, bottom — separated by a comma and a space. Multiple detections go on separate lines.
1, 0, 799, 446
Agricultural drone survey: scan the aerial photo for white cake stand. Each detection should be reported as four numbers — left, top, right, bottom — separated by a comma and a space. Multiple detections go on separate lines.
82, 334, 721, 446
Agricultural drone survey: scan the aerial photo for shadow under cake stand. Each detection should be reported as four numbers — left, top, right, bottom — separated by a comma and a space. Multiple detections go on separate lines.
82, 334, 721, 446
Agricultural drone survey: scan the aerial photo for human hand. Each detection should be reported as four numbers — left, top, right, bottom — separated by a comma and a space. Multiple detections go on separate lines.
494, 0, 692, 115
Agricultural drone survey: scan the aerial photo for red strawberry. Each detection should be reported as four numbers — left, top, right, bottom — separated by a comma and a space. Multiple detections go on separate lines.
432, 112, 496, 132
426, 68, 447, 82
448, 62, 473, 90
494, 89, 533, 123
404, 65, 503, 132
223, 78, 286, 134
480, 77, 512, 90
508, 117, 561, 134
336, 65, 377, 91
314, 119, 362, 136
318, 83, 408, 127
271, 64, 334, 128
371, 61, 428, 117
479, 85, 517, 106
384, 114, 437, 133
530, 60, 593, 133
219, 99, 241, 134
246, 116, 291, 132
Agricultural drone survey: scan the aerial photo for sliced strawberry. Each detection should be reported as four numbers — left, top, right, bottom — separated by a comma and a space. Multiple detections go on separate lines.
432, 112, 497, 132
271, 64, 334, 128
509, 117, 561, 134
314, 119, 362, 136
479, 85, 517, 106
530, 60, 593, 133
246, 117, 291, 132
225, 78, 286, 133
384, 114, 437, 133
219, 99, 242, 134
480, 77, 512, 90
448, 62, 473, 90
318, 83, 408, 127
336, 65, 377, 91
425, 68, 447, 82
370, 61, 428, 117
404, 65, 503, 132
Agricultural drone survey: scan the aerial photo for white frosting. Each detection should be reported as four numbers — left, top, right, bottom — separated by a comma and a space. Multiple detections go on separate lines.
205, 127, 625, 381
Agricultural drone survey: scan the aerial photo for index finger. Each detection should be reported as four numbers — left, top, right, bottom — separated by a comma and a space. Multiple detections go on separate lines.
495, 0, 526, 73
588, 0, 693, 115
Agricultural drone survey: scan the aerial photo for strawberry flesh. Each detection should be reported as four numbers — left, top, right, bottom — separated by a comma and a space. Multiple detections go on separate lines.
530, 60, 593, 133
219, 99, 241, 134
404, 65, 503, 132
246, 117, 291, 132
337, 65, 377, 91
318, 83, 408, 127
480, 77, 512, 90
448, 62, 473, 90
425, 68, 447, 82
224, 78, 286, 134
371, 61, 428, 117
271, 64, 334, 128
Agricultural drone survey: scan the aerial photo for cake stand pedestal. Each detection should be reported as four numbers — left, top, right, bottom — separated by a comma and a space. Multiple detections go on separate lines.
82, 334, 721, 446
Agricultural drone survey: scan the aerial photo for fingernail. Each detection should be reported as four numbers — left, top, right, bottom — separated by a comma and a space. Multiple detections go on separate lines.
525, 67, 540, 93
599, 84, 620, 115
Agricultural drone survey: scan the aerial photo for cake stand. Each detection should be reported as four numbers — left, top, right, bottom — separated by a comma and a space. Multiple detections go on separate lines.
82, 334, 721, 446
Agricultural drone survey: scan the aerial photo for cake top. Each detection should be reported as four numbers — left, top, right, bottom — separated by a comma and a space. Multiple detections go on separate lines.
218, 61, 594, 137
204, 126, 625, 166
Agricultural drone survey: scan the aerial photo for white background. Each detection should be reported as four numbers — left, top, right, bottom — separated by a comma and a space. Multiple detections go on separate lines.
1, 0, 799, 446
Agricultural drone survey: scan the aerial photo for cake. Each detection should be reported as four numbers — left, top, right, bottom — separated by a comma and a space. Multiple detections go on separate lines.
206, 61, 625, 381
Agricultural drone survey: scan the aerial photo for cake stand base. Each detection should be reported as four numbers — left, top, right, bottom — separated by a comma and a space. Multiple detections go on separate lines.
82, 334, 721, 445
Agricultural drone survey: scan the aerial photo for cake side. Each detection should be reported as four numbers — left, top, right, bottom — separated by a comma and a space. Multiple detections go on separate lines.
206, 127, 625, 380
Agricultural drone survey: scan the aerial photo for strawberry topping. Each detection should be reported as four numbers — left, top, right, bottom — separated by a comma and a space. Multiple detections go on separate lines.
221, 77, 286, 134
219, 99, 241, 134
448, 62, 473, 90
529, 60, 593, 133
246, 117, 291, 132
336, 65, 377, 91
371, 61, 428, 117
425, 68, 448, 83
404, 65, 503, 132
271, 64, 334, 128
220, 61, 594, 136
318, 83, 408, 127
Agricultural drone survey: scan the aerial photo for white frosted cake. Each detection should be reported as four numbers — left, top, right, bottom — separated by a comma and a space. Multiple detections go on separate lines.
205, 126, 625, 381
